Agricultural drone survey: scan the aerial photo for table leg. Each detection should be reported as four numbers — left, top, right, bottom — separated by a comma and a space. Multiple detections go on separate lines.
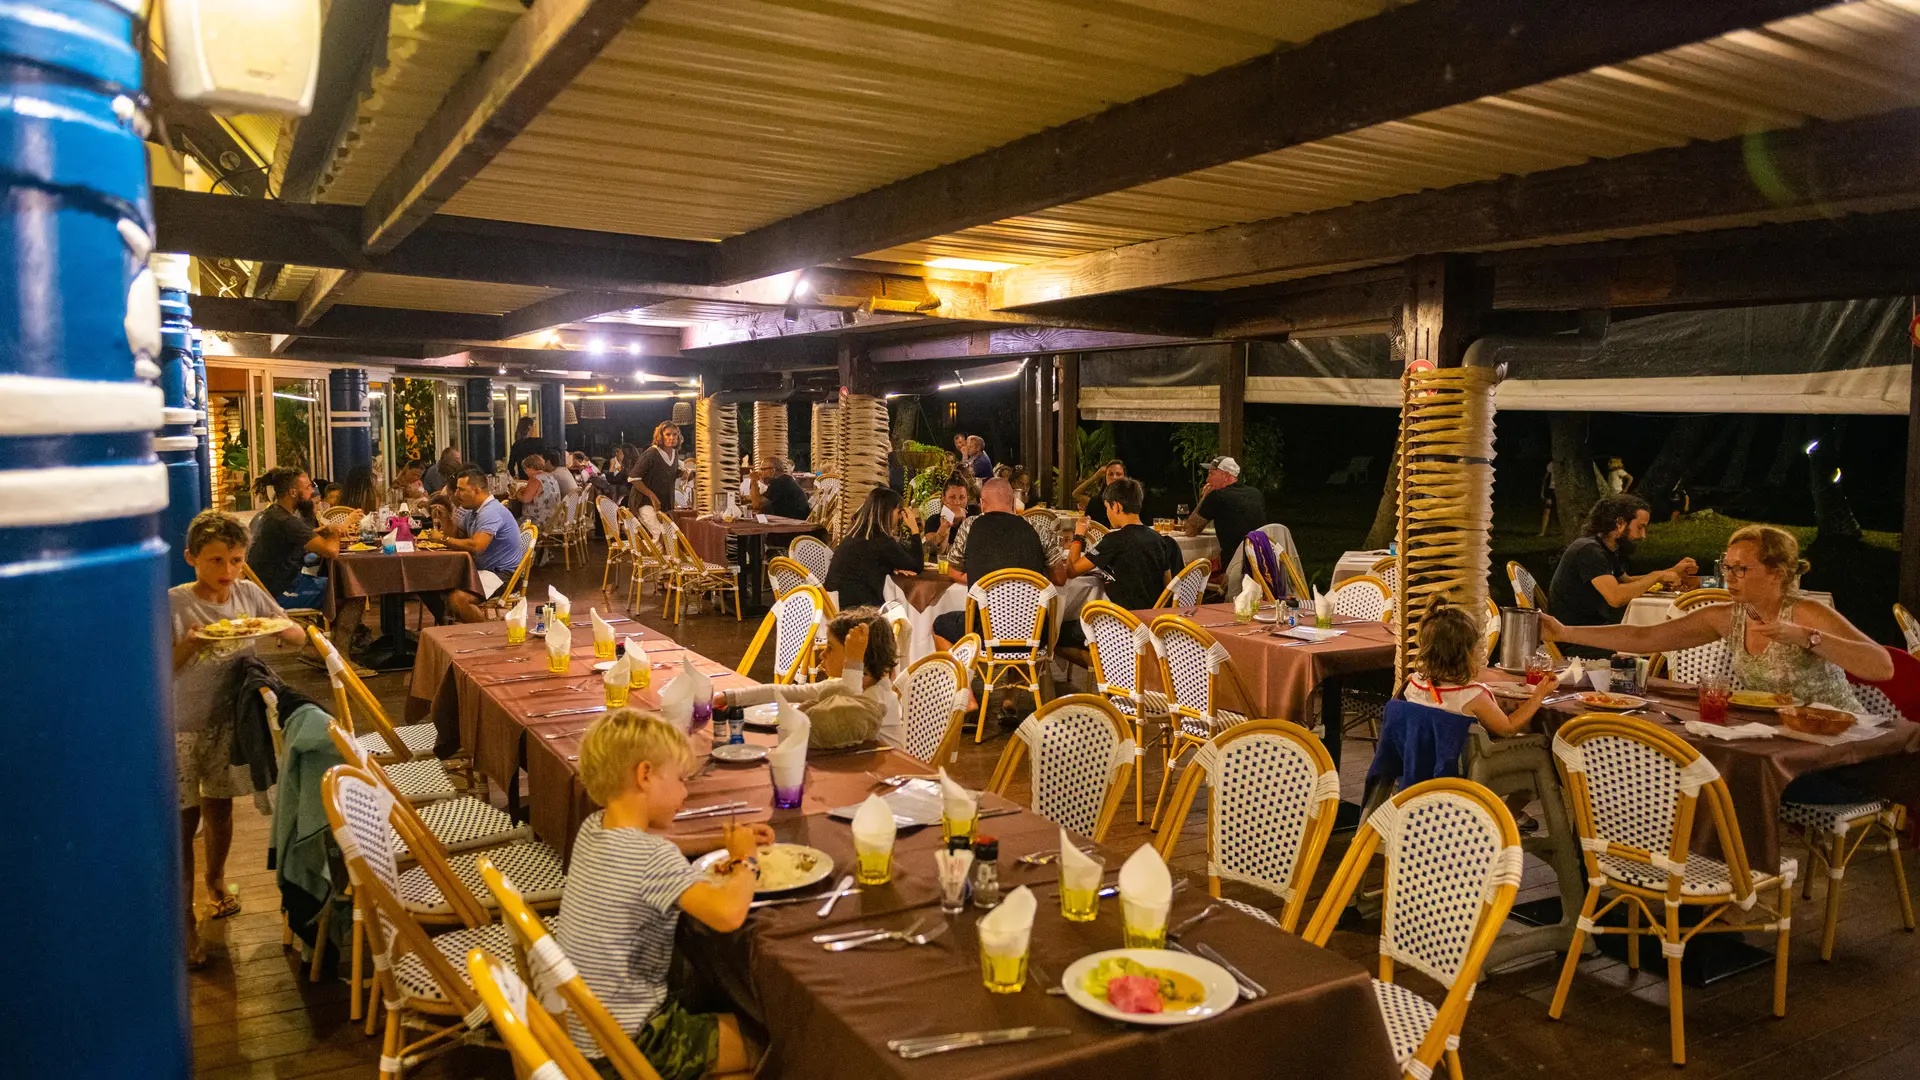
748, 534, 766, 611
1319, 675, 1363, 830
359, 594, 417, 671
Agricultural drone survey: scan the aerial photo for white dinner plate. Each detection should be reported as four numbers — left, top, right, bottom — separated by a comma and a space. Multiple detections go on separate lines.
692, 843, 835, 895
1575, 692, 1649, 711
743, 702, 782, 730
711, 742, 768, 764
1062, 948, 1237, 1026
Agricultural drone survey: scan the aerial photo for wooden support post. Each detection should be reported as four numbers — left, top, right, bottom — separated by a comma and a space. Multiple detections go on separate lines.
1219, 342, 1247, 460
1056, 354, 1078, 507
1405, 254, 1484, 369
1019, 362, 1039, 488
1904, 307, 1920, 611
1034, 357, 1054, 501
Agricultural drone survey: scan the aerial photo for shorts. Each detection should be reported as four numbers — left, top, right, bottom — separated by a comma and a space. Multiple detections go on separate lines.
590, 999, 719, 1080
175, 728, 252, 810
279, 574, 328, 610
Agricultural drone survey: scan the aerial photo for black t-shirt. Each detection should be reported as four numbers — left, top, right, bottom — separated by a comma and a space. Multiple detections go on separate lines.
248, 504, 315, 596
1087, 523, 1183, 611
507, 436, 545, 475
1548, 535, 1627, 626
959, 511, 1050, 583
761, 474, 811, 520
1085, 494, 1111, 528
824, 533, 924, 609
1197, 482, 1267, 566
631, 446, 678, 509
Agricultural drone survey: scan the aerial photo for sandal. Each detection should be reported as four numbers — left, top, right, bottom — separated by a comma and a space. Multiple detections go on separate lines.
208, 893, 242, 920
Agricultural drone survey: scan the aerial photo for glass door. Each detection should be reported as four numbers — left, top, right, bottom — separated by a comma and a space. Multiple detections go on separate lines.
271, 376, 327, 478
368, 380, 392, 485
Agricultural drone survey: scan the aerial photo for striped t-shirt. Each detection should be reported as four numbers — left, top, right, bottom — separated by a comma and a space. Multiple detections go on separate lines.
553, 812, 699, 1057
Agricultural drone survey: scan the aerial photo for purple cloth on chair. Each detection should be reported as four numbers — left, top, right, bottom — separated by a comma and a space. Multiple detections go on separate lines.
1247, 530, 1284, 599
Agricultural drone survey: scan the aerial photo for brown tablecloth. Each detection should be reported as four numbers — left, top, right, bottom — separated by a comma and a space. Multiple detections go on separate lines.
686, 515, 823, 565
1519, 673, 1920, 871
1135, 604, 1397, 723
749, 827, 1396, 1080
325, 549, 479, 618
892, 570, 958, 613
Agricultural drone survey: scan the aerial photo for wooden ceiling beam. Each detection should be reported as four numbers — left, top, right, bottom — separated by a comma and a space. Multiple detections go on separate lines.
359, 0, 651, 254
709, 0, 1834, 283
155, 188, 715, 290
995, 107, 1920, 308
864, 326, 1194, 365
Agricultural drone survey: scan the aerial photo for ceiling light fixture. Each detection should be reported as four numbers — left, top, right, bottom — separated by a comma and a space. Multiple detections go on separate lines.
627, 343, 640, 356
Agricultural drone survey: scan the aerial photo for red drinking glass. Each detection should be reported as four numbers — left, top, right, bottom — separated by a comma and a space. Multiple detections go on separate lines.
1697, 675, 1731, 725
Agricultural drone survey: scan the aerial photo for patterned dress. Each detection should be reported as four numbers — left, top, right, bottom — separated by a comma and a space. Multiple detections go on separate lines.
1726, 595, 1863, 711
521, 469, 562, 531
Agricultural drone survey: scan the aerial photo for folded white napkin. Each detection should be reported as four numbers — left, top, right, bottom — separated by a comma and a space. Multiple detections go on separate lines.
1058, 827, 1101, 891
659, 665, 696, 733
1235, 575, 1260, 616
977, 885, 1036, 957
1118, 843, 1172, 932
545, 619, 571, 659
1313, 585, 1333, 621
769, 715, 809, 787
605, 650, 632, 689
505, 596, 527, 631
591, 607, 614, 647
938, 767, 976, 826
1685, 720, 1775, 740
775, 696, 809, 741
678, 656, 712, 708
1562, 658, 1585, 687
548, 585, 570, 618
851, 794, 897, 852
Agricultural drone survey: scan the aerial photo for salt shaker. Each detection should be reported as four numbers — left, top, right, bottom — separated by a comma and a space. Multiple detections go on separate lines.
970, 836, 1001, 910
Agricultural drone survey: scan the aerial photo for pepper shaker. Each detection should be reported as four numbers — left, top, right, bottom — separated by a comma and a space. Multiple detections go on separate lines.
970, 836, 1001, 910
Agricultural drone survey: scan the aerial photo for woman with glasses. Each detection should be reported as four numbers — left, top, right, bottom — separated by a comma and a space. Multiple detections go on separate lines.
1543, 524, 1893, 703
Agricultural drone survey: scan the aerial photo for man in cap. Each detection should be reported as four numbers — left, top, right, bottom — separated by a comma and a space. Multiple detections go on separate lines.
1183, 456, 1267, 572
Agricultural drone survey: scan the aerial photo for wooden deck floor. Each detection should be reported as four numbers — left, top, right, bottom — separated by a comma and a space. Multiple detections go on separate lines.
189, 548, 1920, 1079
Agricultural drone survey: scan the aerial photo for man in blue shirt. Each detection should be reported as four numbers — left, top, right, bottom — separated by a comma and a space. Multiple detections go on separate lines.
965, 435, 993, 480
423, 467, 528, 623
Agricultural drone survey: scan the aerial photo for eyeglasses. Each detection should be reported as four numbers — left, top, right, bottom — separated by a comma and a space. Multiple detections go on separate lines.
1718, 560, 1758, 580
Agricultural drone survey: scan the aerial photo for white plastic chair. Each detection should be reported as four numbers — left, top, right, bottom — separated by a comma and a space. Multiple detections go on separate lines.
1549, 716, 1794, 1065
1305, 779, 1523, 1080
1080, 601, 1170, 824
1330, 574, 1392, 622
788, 534, 834, 582
963, 568, 1056, 743
1153, 557, 1212, 609
897, 653, 968, 767
737, 584, 828, 684
987, 694, 1135, 842
1155, 719, 1340, 932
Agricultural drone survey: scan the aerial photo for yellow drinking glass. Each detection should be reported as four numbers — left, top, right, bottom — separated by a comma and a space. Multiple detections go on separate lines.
555, 610, 570, 626
1060, 886, 1099, 923
978, 946, 1028, 994
633, 661, 652, 691
941, 813, 975, 847
1121, 898, 1169, 949
605, 682, 630, 708
594, 638, 615, 659
937, 558, 949, 576
854, 847, 893, 886
546, 650, 569, 674
506, 624, 526, 645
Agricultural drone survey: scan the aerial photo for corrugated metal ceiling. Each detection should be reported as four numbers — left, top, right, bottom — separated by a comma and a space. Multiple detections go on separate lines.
337, 273, 563, 314
868, 1, 1920, 273
437, 0, 1406, 237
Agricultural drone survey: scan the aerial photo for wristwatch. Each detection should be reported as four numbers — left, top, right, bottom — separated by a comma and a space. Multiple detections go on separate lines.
1805, 629, 1823, 650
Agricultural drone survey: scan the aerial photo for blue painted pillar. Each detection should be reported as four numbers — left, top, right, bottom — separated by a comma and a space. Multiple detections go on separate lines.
328, 367, 372, 479
0, 3, 185, 1079
465, 377, 495, 472
192, 329, 212, 508
539, 381, 565, 454
155, 254, 202, 585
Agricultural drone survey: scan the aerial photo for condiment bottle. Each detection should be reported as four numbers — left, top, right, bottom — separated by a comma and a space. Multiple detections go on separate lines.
970, 836, 1001, 910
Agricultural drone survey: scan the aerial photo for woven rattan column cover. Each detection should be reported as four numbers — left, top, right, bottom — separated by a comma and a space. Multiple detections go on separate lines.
834, 391, 889, 543
695, 396, 740, 516
753, 401, 789, 468
1393, 365, 1498, 690
811, 401, 840, 477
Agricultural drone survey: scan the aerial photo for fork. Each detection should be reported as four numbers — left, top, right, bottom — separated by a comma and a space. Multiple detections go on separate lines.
528, 679, 594, 696
1016, 845, 1095, 868
822, 919, 947, 951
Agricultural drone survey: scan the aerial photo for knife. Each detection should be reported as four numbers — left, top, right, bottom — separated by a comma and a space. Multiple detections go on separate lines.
815, 874, 856, 917
487, 672, 582, 686
889, 1027, 1073, 1059
527, 706, 607, 719
750, 890, 836, 909
675, 801, 748, 820
1194, 941, 1267, 999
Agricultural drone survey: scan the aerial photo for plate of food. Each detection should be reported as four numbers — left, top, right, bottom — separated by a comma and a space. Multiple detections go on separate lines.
692, 843, 833, 895
710, 742, 768, 764
416, 540, 446, 550
1063, 949, 1236, 1025
743, 702, 782, 731
1489, 683, 1535, 702
1576, 691, 1648, 711
1731, 689, 1802, 710
194, 616, 295, 641
347, 542, 378, 552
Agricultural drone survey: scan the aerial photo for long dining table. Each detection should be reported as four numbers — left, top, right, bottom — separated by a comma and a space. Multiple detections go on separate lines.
405, 620, 1399, 1080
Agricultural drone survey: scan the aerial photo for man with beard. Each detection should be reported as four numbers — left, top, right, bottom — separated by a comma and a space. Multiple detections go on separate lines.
246, 467, 350, 610
1546, 493, 1696, 658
